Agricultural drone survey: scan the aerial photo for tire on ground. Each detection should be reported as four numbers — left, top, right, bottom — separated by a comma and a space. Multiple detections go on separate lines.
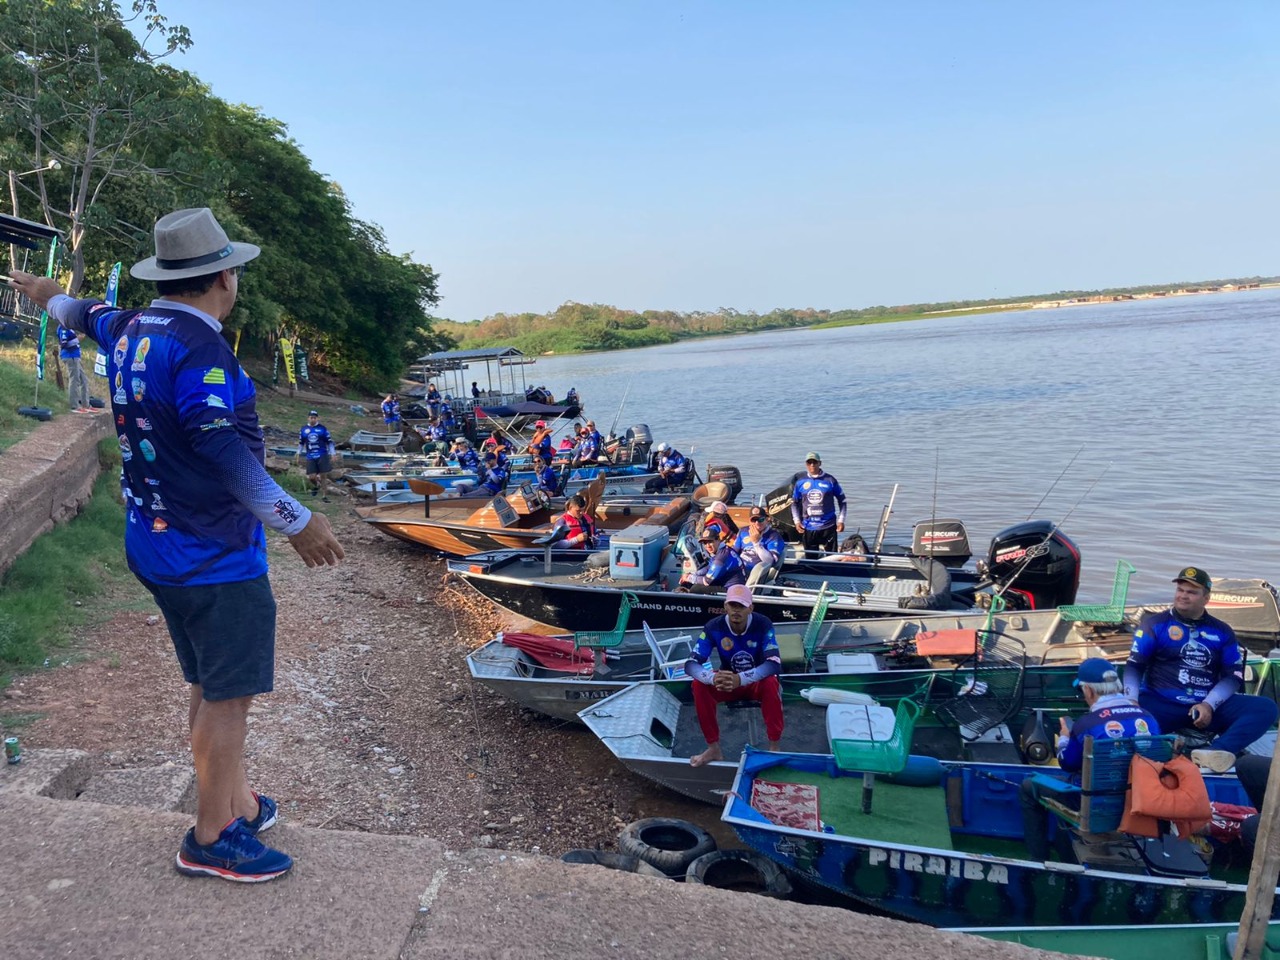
685, 849, 792, 897
617, 817, 716, 878
560, 849, 668, 878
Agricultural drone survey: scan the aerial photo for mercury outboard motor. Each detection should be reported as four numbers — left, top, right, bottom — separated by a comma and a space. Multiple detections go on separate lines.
704, 465, 743, 505
623, 424, 653, 464
983, 520, 1081, 610
910, 518, 972, 568
762, 472, 807, 540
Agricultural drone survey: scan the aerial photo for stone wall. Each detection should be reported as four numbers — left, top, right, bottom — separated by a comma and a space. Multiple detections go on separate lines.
0, 414, 113, 577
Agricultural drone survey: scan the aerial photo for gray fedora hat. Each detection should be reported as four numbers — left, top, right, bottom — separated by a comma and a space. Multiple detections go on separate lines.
130, 207, 260, 281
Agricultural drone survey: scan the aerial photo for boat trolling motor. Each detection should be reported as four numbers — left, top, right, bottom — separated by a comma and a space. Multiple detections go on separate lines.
1019, 710, 1055, 764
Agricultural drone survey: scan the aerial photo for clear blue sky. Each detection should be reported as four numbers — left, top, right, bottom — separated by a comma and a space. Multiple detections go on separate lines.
153, 0, 1280, 323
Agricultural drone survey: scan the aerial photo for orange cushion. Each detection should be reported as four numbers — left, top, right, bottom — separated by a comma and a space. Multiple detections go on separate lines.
914, 629, 979, 657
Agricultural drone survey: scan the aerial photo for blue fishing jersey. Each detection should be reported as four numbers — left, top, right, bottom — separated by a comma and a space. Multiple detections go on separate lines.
660, 450, 688, 476
1127, 608, 1245, 706
49, 296, 310, 586
533, 435, 553, 461
382, 398, 400, 423
1058, 694, 1160, 773
791, 472, 847, 531
691, 613, 781, 676
298, 424, 332, 460
57, 325, 82, 359
536, 464, 560, 495
733, 527, 787, 570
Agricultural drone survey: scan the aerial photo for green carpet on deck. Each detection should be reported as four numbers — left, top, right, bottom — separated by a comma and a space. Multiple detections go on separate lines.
756, 764, 955, 850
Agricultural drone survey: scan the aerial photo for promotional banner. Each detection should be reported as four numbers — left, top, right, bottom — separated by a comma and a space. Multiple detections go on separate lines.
95, 260, 121, 376
34, 237, 58, 382
279, 336, 297, 385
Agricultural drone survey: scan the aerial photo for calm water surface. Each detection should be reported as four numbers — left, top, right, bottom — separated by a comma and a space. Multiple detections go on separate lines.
531, 288, 1280, 602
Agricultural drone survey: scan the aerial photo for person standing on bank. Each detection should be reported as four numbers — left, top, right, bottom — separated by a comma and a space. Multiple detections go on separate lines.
295, 410, 334, 501
57, 323, 93, 412
790, 452, 846, 558
8, 208, 344, 883
1124, 567, 1279, 773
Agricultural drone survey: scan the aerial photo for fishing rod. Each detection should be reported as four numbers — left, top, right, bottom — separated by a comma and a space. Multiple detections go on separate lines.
872, 483, 900, 554
1025, 444, 1085, 520
607, 376, 634, 441
993, 462, 1112, 602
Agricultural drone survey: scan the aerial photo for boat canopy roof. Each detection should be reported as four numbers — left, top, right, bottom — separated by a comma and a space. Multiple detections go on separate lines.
413, 346, 534, 371
0, 212, 61, 250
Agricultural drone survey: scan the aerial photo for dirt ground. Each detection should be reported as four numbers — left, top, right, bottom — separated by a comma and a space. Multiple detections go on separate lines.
3, 491, 720, 855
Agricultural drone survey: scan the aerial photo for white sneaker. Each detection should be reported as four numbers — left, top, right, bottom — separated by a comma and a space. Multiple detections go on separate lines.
1191, 749, 1236, 773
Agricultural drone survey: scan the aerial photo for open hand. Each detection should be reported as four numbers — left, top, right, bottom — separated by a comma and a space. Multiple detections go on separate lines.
7, 270, 66, 310
287, 512, 344, 567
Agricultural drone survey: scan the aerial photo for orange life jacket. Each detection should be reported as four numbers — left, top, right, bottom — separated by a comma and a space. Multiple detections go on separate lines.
1120, 754, 1212, 838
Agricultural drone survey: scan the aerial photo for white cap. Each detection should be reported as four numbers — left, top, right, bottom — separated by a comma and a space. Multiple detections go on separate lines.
655, 442, 668, 453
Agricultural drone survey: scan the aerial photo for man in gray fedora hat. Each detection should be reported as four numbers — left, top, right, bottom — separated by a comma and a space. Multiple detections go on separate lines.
9, 207, 343, 883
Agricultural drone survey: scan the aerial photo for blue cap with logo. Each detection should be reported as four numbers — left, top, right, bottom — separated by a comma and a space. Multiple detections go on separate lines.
1073, 657, 1118, 687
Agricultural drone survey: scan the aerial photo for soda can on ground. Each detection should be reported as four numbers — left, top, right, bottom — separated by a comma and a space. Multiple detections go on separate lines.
4, 736, 19, 764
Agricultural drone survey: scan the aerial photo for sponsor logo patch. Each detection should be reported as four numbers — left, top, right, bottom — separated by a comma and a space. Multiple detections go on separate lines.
113, 335, 129, 365
151, 517, 169, 533
118, 436, 132, 461
131, 337, 151, 371
135, 417, 153, 431
139, 439, 157, 462
131, 377, 146, 402
202, 367, 227, 385
200, 417, 232, 432
205, 393, 228, 410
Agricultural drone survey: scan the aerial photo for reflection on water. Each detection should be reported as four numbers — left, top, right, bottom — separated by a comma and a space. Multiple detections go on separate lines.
533, 288, 1280, 600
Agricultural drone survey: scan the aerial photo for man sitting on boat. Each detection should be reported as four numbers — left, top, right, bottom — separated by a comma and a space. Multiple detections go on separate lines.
557, 494, 596, 548
571, 424, 601, 466
680, 531, 746, 594
735, 506, 787, 587
451, 438, 480, 473
479, 452, 509, 495
644, 443, 689, 492
698, 501, 739, 545
1123, 567, 1279, 774
425, 382, 441, 417
1019, 658, 1161, 862
533, 456, 561, 497
684, 585, 784, 767
526, 420, 553, 462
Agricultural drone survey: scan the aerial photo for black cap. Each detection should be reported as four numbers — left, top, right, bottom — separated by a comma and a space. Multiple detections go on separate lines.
1173, 566, 1212, 590
308, 410, 319, 416
748, 505, 767, 520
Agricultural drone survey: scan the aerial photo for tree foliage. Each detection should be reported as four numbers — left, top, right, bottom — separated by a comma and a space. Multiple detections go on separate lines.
0, 0, 448, 390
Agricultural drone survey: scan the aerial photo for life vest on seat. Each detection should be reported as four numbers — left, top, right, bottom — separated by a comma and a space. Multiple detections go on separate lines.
1120, 754, 1212, 838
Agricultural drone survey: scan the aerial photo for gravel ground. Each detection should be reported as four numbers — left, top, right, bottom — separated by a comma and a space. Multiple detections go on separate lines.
3, 490, 719, 855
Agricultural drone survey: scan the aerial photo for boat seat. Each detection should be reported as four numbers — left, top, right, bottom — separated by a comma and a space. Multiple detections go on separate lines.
641, 622, 691, 680
573, 591, 639, 651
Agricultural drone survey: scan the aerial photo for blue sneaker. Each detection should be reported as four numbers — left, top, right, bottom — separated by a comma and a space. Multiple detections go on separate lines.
243, 793, 278, 835
175, 820, 293, 882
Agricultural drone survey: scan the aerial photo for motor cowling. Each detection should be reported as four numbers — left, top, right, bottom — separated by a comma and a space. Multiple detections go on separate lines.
704, 465, 743, 505
910, 518, 972, 567
984, 520, 1080, 610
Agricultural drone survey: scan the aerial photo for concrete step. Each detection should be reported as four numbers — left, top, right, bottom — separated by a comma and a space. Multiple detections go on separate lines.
0, 791, 1075, 960
76, 764, 197, 814
0, 747, 92, 799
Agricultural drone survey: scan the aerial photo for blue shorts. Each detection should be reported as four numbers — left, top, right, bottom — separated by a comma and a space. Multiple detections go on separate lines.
142, 574, 277, 701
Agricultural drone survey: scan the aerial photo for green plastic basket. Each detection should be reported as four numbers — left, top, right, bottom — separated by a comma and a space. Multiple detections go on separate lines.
1058, 559, 1135, 624
572, 591, 639, 650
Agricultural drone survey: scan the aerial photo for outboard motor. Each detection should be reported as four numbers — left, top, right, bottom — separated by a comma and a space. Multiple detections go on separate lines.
910, 519, 972, 568
898, 556, 953, 610
762, 472, 807, 540
623, 424, 653, 463
704, 465, 743, 505
1019, 710, 1054, 765
984, 520, 1081, 610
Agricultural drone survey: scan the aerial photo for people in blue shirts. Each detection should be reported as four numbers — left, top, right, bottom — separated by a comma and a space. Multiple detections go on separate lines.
57, 324, 93, 411
1019, 658, 1161, 861
10, 207, 343, 883
452, 438, 480, 473
294, 410, 334, 501
644, 442, 689, 492
1124, 567, 1278, 772
681, 531, 746, 593
425, 382, 440, 417
735, 506, 788, 586
381, 393, 401, 428
526, 420, 554, 462
479, 452, 509, 495
533, 457, 560, 497
790, 451, 846, 558
684, 585, 784, 767
571, 425, 600, 466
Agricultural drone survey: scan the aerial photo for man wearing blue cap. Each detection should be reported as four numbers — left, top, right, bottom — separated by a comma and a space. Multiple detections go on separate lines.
1018, 657, 1160, 861
1124, 566, 1279, 774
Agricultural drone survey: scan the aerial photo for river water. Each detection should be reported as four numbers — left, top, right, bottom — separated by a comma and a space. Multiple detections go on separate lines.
530, 288, 1280, 604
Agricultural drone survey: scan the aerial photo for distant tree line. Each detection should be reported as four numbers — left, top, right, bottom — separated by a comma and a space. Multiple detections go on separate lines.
438, 275, 1279, 355
0, 0, 451, 390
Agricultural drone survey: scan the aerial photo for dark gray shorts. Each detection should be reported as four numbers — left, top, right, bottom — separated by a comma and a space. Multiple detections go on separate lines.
305, 454, 332, 475
142, 574, 276, 701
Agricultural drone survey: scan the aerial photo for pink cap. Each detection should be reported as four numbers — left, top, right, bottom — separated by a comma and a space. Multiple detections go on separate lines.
724, 584, 754, 608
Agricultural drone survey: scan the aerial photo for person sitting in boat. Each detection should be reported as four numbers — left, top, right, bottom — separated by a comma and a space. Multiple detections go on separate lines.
382, 393, 401, 428
557, 494, 596, 549
1123, 567, 1279, 774
452, 438, 480, 473
584, 419, 605, 455
684, 585, 783, 767
790, 452, 846, 558
734, 506, 788, 587
565, 387, 578, 406
426, 419, 449, 452
1019, 658, 1161, 862
479, 452, 509, 496
482, 429, 505, 452
439, 401, 458, 433
526, 420, 554, 462
680, 532, 746, 594
571, 425, 601, 467
644, 443, 689, 492
425, 382, 441, 417
697, 501, 739, 545
533, 457, 561, 497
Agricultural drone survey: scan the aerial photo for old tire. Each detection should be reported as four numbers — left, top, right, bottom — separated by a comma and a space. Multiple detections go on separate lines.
560, 849, 668, 878
17, 405, 52, 421
617, 818, 716, 878
685, 849, 792, 897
